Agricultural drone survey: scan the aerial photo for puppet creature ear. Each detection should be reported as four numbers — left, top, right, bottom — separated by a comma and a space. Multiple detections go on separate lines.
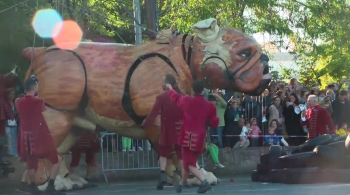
192, 18, 220, 43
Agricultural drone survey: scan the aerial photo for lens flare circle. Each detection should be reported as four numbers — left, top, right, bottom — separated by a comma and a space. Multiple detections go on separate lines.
32, 9, 63, 38
52, 20, 83, 50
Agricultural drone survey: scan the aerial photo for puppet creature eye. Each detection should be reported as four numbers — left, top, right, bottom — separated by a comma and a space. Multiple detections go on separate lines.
238, 49, 252, 59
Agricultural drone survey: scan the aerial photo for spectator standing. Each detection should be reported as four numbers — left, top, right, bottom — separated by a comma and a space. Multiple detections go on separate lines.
268, 96, 284, 133
225, 100, 243, 148
284, 93, 305, 145
332, 90, 350, 129
210, 91, 227, 148
5, 89, 18, 156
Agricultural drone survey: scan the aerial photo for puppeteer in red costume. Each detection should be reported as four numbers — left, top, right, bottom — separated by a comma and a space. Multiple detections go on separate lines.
16, 78, 64, 195
70, 130, 100, 182
301, 95, 335, 139
167, 80, 219, 194
142, 74, 183, 190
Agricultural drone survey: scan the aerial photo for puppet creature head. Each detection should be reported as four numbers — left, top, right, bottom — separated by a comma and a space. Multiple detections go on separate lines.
191, 18, 271, 96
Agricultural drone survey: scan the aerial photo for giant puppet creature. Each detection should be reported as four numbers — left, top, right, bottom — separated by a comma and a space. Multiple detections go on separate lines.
20, 18, 271, 190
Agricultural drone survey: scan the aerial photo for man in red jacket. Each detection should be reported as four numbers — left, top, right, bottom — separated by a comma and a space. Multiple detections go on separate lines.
166, 80, 219, 194
16, 78, 64, 195
142, 74, 184, 190
301, 94, 335, 139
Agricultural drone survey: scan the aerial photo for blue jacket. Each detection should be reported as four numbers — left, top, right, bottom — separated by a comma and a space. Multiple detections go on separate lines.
264, 133, 280, 144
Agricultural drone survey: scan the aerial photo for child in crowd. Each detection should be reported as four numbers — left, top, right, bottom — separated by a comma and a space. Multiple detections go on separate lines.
205, 143, 225, 169
239, 118, 250, 148
122, 137, 133, 152
249, 118, 262, 147
264, 119, 280, 145
336, 123, 348, 137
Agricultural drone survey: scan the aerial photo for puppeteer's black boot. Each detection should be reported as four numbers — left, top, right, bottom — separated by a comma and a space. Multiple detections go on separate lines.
175, 183, 182, 193
156, 172, 167, 190
197, 179, 211, 193
43, 180, 66, 195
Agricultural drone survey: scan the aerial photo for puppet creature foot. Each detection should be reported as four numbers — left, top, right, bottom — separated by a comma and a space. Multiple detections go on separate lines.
37, 175, 87, 191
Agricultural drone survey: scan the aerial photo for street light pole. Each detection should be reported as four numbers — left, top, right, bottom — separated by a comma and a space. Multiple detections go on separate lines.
134, 0, 142, 44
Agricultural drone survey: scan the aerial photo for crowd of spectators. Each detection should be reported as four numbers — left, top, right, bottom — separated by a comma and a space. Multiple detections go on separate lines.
207, 78, 350, 149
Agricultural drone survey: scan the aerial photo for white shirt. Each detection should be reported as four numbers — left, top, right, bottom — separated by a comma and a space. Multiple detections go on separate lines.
240, 126, 249, 137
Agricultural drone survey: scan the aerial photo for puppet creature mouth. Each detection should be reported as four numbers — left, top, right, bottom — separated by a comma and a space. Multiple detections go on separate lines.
233, 56, 271, 96
200, 52, 271, 95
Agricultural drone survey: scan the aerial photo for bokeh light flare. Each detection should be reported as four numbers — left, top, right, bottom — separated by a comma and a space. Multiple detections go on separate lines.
52, 20, 83, 50
32, 9, 63, 38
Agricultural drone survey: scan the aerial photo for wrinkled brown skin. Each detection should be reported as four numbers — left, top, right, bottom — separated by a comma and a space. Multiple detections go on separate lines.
21, 28, 268, 185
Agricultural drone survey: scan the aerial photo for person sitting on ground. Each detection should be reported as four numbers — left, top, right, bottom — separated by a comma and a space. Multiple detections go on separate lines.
264, 119, 280, 146
336, 123, 348, 137
235, 118, 250, 148
205, 142, 224, 169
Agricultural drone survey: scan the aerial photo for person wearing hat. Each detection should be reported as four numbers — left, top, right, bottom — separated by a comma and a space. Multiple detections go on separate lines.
331, 90, 350, 130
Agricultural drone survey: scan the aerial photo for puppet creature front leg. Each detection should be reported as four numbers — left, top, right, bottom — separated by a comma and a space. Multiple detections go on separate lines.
24, 108, 97, 192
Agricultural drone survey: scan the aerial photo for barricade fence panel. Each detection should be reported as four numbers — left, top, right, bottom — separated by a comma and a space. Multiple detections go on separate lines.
99, 132, 205, 182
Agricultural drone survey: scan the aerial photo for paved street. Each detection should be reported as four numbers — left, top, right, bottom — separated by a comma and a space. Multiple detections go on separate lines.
2, 176, 350, 195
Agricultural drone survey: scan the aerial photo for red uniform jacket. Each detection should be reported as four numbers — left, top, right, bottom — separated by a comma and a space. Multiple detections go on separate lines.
301, 105, 335, 139
142, 91, 183, 146
71, 131, 100, 152
16, 95, 56, 158
168, 89, 219, 153
0, 75, 16, 135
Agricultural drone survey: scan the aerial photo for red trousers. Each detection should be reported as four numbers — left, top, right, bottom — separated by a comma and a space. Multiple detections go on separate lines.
70, 148, 96, 167
181, 147, 200, 172
26, 150, 59, 171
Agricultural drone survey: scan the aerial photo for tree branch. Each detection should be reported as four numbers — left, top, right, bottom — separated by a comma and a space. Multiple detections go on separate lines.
65, 0, 75, 20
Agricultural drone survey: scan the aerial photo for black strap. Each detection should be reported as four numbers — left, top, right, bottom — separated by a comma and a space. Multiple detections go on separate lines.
122, 53, 179, 124
31, 48, 88, 113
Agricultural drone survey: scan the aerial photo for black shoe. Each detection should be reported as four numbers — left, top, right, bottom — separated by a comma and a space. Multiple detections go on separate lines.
197, 180, 211, 193
175, 183, 182, 193
156, 173, 167, 190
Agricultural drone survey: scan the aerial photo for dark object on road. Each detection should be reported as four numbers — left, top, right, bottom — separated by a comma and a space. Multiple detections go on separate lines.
251, 134, 350, 184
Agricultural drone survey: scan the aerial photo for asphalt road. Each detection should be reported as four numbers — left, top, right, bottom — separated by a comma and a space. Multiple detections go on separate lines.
2, 176, 350, 195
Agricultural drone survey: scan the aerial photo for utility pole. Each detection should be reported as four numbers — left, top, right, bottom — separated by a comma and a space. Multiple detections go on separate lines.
134, 0, 142, 44
144, 0, 158, 39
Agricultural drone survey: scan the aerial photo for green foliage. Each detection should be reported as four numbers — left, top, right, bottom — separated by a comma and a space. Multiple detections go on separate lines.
0, 0, 349, 86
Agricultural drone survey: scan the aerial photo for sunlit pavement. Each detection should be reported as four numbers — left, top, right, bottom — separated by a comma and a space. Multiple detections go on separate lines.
2, 176, 350, 195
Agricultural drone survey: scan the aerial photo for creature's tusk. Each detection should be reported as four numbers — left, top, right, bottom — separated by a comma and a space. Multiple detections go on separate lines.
73, 117, 96, 131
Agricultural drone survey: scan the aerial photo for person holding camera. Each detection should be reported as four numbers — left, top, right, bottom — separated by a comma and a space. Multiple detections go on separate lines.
208, 91, 227, 148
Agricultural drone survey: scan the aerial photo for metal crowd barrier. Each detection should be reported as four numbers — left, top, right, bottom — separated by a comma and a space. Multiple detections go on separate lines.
100, 132, 205, 183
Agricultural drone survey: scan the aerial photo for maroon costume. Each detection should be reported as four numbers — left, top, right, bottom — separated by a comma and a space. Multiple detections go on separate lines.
301, 105, 335, 139
70, 131, 100, 167
167, 89, 219, 172
16, 95, 58, 170
142, 91, 183, 159
0, 75, 17, 135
